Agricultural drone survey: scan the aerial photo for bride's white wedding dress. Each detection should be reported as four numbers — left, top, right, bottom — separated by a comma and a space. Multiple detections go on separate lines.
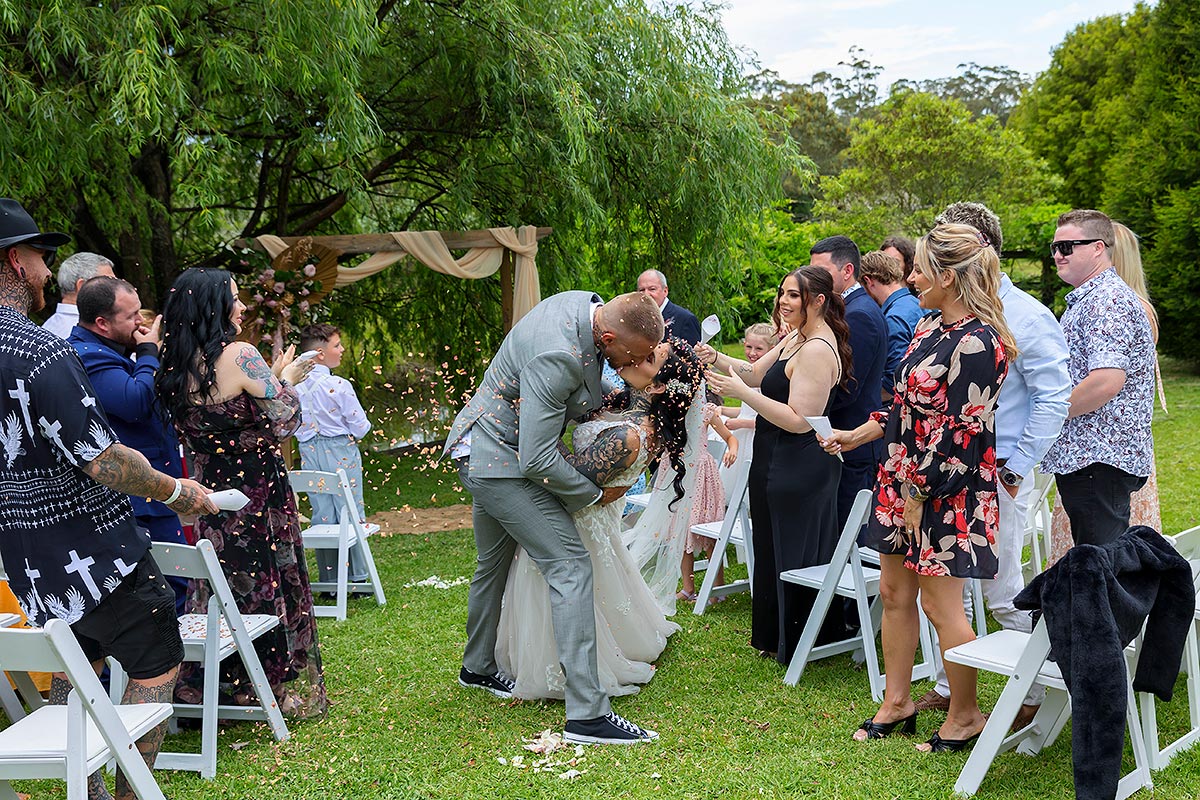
495, 414, 681, 700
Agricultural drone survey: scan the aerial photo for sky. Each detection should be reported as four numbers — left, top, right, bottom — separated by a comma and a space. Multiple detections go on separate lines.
717, 0, 1146, 88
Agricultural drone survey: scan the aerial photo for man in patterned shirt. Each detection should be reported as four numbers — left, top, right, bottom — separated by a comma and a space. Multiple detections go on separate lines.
0, 198, 215, 800
1041, 209, 1155, 546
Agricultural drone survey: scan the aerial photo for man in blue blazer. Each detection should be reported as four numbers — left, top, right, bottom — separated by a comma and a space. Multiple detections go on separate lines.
811, 236, 887, 531
68, 276, 188, 613
637, 269, 701, 345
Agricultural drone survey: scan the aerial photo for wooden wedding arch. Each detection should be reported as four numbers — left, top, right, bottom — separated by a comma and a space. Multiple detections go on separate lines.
234, 225, 552, 333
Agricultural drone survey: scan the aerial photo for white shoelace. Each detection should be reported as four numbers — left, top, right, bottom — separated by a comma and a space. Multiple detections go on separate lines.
606, 712, 644, 735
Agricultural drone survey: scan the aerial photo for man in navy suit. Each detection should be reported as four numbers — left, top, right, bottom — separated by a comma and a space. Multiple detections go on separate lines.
68, 276, 189, 613
810, 236, 888, 531
637, 269, 700, 345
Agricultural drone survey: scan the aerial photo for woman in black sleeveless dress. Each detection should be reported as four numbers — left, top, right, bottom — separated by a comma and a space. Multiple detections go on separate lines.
702, 266, 853, 663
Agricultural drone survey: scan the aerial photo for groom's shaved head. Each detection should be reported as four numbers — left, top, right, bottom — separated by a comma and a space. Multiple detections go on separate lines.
605, 292, 664, 341
596, 292, 664, 368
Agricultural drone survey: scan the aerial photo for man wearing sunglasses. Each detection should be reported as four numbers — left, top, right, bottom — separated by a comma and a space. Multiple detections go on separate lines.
1041, 209, 1155, 547
42, 251, 116, 339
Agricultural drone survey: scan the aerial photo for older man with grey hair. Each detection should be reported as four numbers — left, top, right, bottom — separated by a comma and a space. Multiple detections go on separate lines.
636, 269, 701, 344
42, 251, 115, 338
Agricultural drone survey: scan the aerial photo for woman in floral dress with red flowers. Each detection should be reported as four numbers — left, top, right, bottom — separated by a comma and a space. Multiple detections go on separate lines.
822, 224, 1015, 754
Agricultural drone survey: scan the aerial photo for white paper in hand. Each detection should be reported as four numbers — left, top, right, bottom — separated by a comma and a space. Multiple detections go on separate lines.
700, 315, 721, 345
804, 415, 843, 462
208, 489, 251, 512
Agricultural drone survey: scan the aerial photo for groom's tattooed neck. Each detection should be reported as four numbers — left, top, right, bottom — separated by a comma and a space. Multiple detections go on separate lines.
568, 425, 640, 486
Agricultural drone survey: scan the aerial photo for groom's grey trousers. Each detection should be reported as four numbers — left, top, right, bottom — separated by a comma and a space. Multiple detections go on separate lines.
458, 459, 611, 721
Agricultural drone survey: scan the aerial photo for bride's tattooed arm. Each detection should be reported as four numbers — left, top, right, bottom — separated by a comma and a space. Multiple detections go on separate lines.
566, 425, 641, 487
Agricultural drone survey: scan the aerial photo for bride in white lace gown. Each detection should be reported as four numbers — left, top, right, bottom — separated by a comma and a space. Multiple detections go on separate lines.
495, 340, 704, 700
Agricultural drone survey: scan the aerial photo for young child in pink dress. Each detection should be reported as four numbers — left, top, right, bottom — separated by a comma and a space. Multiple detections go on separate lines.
677, 403, 738, 602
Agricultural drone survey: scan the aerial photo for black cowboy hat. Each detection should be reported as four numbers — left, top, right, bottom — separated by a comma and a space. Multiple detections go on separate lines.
0, 198, 70, 250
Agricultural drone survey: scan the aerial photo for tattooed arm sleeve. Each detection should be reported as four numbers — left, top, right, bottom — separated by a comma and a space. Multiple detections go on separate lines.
234, 344, 302, 432
83, 442, 213, 515
565, 424, 641, 487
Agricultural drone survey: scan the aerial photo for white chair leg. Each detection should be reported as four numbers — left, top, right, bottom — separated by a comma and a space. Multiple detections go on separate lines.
357, 535, 387, 606
693, 524, 734, 615
0, 672, 24, 722
953, 625, 1052, 798
335, 535, 351, 621
200, 604, 221, 779
1119, 682, 1154, 799
66, 690, 87, 800
782, 567, 843, 687
971, 579, 987, 637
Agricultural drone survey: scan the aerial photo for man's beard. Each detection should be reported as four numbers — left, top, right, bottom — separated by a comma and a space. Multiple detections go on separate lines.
27, 280, 45, 314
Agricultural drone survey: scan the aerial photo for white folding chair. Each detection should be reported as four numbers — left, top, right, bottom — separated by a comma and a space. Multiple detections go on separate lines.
109, 539, 289, 779
1137, 527, 1200, 770
692, 435, 755, 613
0, 619, 172, 800
289, 468, 387, 620
780, 489, 937, 699
945, 619, 1153, 800
1021, 468, 1056, 583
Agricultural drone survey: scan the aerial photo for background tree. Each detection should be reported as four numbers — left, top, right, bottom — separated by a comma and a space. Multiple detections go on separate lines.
891, 63, 1030, 124
815, 92, 1059, 246
1010, 7, 1151, 209
1105, 0, 1200, 362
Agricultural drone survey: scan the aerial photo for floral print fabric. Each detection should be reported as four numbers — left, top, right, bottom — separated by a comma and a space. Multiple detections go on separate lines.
862, 314, 1009, 579
174, 390, 326, 710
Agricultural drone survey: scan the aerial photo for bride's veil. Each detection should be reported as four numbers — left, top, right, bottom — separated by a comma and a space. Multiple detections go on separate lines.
622, 383, 706, 616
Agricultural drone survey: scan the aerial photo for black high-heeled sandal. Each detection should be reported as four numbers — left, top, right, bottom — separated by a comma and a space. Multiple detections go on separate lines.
921, 730, 981, 753
856, 711, 918, 739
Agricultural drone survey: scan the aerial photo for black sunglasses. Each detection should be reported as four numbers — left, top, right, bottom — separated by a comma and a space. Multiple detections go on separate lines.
27, 245, 57, 268
1050, 239, 1102, 258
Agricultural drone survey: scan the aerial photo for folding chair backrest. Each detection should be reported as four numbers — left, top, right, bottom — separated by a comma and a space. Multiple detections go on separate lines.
716, 425, 754, 494
717, 437, 754, 511
1024, 469, 1055, 533
831, 489, 874, 574
289, 468, 355, 521
0, 620, 129, 741
1170, 526, 1200, 563
153, 539, 247, 631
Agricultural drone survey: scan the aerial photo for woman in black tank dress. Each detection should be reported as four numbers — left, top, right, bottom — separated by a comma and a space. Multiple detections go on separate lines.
701, 266, 853, 663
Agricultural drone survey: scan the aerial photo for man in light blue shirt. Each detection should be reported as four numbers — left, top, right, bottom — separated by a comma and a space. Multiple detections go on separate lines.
919, 203, 1071, 730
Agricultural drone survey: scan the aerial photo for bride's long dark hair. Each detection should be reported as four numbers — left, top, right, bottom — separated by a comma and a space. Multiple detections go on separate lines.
155, 268, 240, 420
607, 337, 705, 508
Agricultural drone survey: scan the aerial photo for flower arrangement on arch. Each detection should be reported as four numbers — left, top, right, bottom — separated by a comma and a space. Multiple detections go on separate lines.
236, 238, 331, 354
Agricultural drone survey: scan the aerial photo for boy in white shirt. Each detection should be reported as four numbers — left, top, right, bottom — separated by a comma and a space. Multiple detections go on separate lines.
295, 323, 372, 583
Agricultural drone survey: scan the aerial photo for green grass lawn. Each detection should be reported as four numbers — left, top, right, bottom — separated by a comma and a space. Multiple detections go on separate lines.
13, 359, 1200, 799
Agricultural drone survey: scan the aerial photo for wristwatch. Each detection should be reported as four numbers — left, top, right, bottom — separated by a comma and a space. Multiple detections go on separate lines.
999, 466, 1024, 488
906, 484, 928, 502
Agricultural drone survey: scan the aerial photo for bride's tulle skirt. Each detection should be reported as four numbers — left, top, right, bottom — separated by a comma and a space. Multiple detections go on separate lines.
495, 501, 680, 700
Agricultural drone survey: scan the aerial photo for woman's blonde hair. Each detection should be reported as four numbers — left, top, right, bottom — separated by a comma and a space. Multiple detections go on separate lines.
1111, 222, 1158, 329
743, 322, 778, 346
915, 224, 1018, 360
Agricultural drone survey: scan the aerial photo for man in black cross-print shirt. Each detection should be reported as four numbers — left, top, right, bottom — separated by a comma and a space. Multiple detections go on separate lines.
0, 198, 217, 800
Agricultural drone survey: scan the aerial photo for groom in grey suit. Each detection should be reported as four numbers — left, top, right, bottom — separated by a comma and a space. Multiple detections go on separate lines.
445, 290, 665, 744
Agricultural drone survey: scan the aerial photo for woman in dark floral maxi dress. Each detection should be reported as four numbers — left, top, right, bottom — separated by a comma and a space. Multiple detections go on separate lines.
157, 268, 326, 718
822, 225, 1015, 754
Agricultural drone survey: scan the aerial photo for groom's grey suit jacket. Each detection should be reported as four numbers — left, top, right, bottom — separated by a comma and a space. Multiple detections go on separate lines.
444, 291, 605, 513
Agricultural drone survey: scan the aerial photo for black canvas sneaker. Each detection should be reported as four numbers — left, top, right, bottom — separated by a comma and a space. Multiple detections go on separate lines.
564, 712, 659, 744
458, 667, 515, 698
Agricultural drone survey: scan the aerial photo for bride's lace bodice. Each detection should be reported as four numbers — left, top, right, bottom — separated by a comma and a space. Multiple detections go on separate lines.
571, 416, 650, 488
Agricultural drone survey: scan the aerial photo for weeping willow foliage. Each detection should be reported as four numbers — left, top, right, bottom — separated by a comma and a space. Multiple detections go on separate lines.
0, 0, 805, 387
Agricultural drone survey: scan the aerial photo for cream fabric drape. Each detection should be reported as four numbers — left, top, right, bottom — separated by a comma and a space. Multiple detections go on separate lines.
255, 226, 542, 323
